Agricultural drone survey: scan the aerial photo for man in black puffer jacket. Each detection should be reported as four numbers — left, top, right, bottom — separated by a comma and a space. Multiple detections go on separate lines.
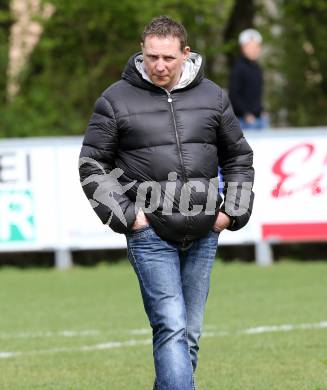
79, 16, 254, 390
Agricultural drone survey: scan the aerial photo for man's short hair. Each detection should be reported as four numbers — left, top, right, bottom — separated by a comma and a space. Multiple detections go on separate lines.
141, 16, 188, 50
239, 29, 262, 46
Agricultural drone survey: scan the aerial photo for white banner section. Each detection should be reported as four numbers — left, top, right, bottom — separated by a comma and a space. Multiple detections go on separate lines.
0, 129, 326, 253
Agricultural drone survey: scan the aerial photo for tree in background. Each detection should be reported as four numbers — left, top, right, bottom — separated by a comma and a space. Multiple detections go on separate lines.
223, 0, 256, 69
278, 0, 327, 126
0, 0, 326, 137
0, 0, 233, 137
7, 0, 54, 100
0, 0, 10, 106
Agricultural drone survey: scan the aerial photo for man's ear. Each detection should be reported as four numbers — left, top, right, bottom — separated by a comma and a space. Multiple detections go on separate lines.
140, 42, 144, 51
183, 46, 191, 60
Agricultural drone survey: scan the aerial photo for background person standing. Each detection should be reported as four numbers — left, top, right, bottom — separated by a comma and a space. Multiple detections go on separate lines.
229, 28, 268, 130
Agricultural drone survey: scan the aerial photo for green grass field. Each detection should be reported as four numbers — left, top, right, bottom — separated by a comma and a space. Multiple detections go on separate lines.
0, 260, 326, 389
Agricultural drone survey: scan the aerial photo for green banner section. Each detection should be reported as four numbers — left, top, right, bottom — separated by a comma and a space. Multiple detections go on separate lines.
0, 189, 36, 242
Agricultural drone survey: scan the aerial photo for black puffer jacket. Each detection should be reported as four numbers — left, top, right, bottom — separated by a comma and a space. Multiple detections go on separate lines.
79, 52, 254, 243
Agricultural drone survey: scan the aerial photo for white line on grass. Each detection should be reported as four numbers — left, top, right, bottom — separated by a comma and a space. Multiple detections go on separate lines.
0, 330, 101, 339
0, 325, 215, 339
240, 321, 327, 335
0, 321, 326, 360
0, 338, 152, 359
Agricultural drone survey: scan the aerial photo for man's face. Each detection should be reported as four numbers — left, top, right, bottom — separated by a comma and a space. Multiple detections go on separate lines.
241, 39, 262, 61
141, 35, 190, 91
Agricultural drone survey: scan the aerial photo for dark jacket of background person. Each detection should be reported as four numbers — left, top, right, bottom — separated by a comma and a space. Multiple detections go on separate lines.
79, 52, 254, 243
229, 56, 263, 118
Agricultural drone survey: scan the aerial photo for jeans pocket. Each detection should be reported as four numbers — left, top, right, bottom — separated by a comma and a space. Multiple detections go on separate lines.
131, 224, 151, 234
127, 224, 153, 240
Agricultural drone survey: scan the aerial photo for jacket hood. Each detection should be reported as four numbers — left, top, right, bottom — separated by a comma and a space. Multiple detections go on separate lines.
121, 51, 204, 92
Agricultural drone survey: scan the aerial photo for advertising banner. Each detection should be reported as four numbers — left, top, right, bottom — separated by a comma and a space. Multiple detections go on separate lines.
0, 144, 57, 251
0, 130, 326, 253
251, 132, 327, 241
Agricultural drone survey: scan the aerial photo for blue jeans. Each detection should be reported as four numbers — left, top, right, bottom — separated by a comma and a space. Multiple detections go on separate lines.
238, 115, 269, 130
126, 226, 219, 390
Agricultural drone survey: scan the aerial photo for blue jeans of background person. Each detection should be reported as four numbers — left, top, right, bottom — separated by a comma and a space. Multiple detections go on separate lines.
238, 114, 269, 130
126, 226, 219, 390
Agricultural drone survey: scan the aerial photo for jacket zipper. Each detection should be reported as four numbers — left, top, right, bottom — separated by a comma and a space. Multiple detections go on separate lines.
166, 91, 190, 243
166, 91, 187, 182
